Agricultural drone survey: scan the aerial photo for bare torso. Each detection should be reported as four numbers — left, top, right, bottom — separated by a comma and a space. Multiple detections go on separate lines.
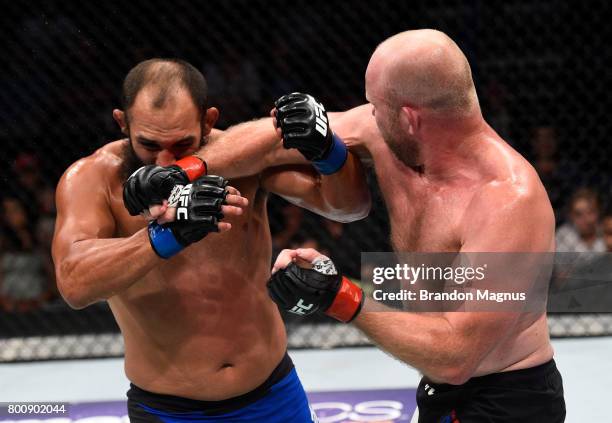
100, 141, 286, 400
369, 129, 554, 376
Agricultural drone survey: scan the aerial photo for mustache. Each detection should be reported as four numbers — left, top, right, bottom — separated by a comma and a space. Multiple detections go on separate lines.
120, 135, 208, 180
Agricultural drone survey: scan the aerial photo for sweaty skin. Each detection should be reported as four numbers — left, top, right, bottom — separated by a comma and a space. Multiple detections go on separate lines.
321, 30, 556, 385
57, 144, 283, 399
52, 87, 370, 400
357, 120, 554, 383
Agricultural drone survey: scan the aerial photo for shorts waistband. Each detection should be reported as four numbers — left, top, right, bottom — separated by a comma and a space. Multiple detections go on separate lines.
424, 359, 559, 389
127, 352, 294, 414
465, 359, 558, 387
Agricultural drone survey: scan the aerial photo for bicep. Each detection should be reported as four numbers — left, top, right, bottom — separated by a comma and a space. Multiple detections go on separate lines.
460, 184, 554, 253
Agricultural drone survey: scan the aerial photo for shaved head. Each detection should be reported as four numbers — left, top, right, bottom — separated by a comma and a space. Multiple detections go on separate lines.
366, 29, 477, 115
364, 30, 482, 167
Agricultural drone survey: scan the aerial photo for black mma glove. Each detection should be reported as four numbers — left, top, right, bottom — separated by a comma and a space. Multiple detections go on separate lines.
267, 258, 364, 323
274, 92, 348, 174
123, 156, 207, 216
148, 175, 227, 259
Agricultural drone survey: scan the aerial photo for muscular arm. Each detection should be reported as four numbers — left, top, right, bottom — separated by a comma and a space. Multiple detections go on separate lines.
328, 104, 380, 165
352, 184, 555, 384
195, 105, 381, 179
195, 109, 373, 222
261, 152, 371, 222
52, 157, 160, 309
197, 119, 307, 178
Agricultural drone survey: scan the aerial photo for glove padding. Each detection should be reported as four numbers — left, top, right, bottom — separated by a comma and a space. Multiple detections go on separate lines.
267, 259, 364, 323
123, 156, 206, 216
164, 175, 228, 246
275, 92, 334, 161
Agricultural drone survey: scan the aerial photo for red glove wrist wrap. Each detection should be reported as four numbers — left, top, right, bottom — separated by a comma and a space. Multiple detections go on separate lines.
176, 156, 207, 181
325, 277, 364, 323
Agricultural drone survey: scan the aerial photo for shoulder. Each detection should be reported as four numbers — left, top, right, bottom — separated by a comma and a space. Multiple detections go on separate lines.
58, 140, 126, 189
461, 145, 555, 251
472, 136, 553, 220
468, 177, 550, 224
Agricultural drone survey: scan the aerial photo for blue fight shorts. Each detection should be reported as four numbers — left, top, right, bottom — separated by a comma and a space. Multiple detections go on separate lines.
127, 352, 317, 422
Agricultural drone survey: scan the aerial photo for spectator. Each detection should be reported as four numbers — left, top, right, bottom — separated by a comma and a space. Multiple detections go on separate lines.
602, 210, 612, 253
0, 197, 53, 311
528, 126, 577, 220
556, 188, 606, 252
530, 126, 558, 178
482, 80, 512, 142
36, 215, 58, 301
11, 152, 56, 222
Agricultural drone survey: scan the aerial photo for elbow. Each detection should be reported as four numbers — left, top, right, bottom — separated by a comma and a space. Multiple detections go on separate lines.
57, 280, 89, 310
334, 204, 370, 223
355, 191, 372, 220
350, 191, 372, 222
424, 354, 478, 385
419, 343, 478, 385
56, 264, 92, 310
331, 190, 372, 223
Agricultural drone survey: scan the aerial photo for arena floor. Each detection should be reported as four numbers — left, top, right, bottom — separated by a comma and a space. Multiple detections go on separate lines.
1, 338, 610, 422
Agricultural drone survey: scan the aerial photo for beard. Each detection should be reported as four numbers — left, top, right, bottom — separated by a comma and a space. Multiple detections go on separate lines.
378, 114, 421, 168
119, 133, 208, 180
120, 139, 146, 180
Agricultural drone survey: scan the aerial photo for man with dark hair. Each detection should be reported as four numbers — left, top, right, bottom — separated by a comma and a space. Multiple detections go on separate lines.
53, 59, 371, 422
121, 58, 208, 114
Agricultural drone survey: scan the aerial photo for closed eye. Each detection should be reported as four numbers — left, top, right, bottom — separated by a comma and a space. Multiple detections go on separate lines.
140, 141, 161, 151
137, 136, 196, 151
175, 141, 193, 149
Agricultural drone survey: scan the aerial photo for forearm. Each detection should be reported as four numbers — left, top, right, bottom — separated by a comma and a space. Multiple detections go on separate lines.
353, 302, 472, 384
263, 153, 370, 222
198, 118, 307, 178
56, 229, 159, 309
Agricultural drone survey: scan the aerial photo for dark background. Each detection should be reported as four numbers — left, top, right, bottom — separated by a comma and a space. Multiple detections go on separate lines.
2, 1, 610, 192
1, 0, 611, 356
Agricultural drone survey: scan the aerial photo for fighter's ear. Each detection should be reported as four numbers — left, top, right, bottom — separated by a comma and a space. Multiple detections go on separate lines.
202, 107, 219, 135
401, 106, 420, 136
113, 109, 128, 135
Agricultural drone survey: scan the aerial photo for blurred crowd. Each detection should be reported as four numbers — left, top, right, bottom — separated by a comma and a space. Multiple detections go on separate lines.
1, 127, 611, 313
1, 5, 610, 314
1, 154, 57, 312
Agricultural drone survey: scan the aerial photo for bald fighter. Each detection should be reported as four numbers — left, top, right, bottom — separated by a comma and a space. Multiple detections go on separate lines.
53, 59, 370, 422
267, 30, 565, 422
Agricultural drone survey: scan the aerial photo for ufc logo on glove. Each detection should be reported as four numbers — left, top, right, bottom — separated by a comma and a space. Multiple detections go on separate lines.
169, 184, 192, 220
314, 101, 328, 137
290, 299, 315, 315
